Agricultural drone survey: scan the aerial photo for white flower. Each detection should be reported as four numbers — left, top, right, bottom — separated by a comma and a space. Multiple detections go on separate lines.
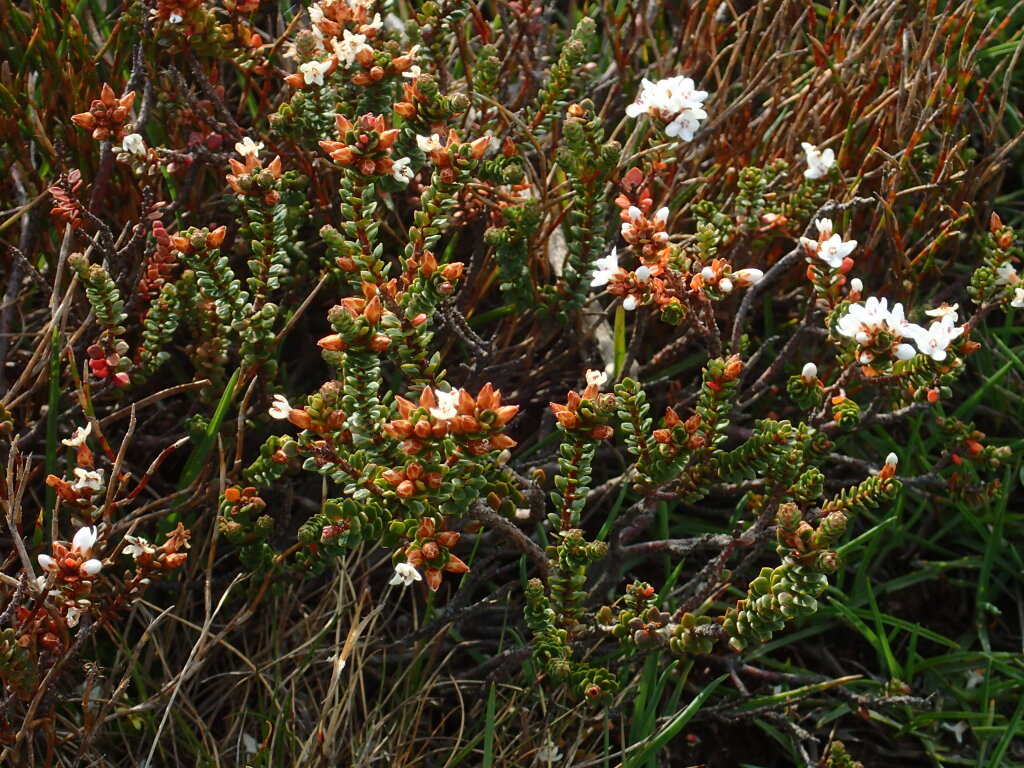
535, 739, 563, 763
122, 535, 156, 559
72, 526, 99, 557
72, 468, 105, 494
168, 12, 183, 24
585, 369, 608, 388
235, 137, 264, 159
885, 452, 898, 467
389, 562, 422, 587
298, 59, 332, 85
887, 303, 925, 340
366, 12, 384, 30
622, 295, 639, 311
66, 605, 82, 627
429, 389, 460, 421
590, 248, 620, 288
514, 508, 532, 520
309, 3, 325, 23
700, 266, 716, 281
121, 133, 147, 157
62, 423, 92, 447
836, 297, 891, 345
965, 669, 985, 689
801, 219, 856, 269
801, 362, 817, 381
941, 720, 970, 745
994, 263, 1018, 285
733, 268, 764, 286
634, 265, 652, 284
1012, 287, 1024, 308
625, 76, 708, 142
403, 64, 422, 79
416, 133, 444, 153
391, 157, 414, 184
269, 394, 291, 419
908, 317, 964, 362
801, 141, 835, 180
816, 234, 857, 269
925, 303, 959, 322
81, 559, 103, 576
38, 554, 57, 572
331, 29, 370, 67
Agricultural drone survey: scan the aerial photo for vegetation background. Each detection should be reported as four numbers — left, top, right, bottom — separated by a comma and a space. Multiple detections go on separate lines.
1, 0, 1023, 766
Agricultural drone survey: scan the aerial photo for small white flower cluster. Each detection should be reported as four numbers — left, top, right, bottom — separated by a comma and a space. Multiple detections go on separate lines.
801, 141, 835, 180
38, 526, 103, 577
298, 59, 333, 85
836, 297, 965, 364
121, 133, 147, 158
235, 136, 264, 159
625, 76, 708, 141
269, 393, 292, 419
62, 423, 92, 447
330, 28, 371, 67
392, 156, 413, 184
699, 265, 763, 294
799, 218, 857, 269
590, 247, 620, 288
72, 467, 105, 494
389, 562, 422, 587
621, 205, 669, 243
429, 388, 461, 421
995, 262, 1024, 308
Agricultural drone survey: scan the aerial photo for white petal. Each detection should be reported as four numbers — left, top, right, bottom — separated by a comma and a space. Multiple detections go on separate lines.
81, 559, 103, 576
73, 526, 98, 557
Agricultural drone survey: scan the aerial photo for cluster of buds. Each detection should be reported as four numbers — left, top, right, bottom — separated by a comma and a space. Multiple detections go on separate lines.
402, 517, 469, 591
151, 0, 204, 26
549, 372, 615, 440
122, 522, 191, 572
416, 131, 491, 184
218, 487, 273, 543
226, 150, 284, 206
319, 114, 411, 182
37, 527, 104, 584
775, 502, 848, 572
653, 356, 742, 456
86, 338, 131, 386
599, 581, 671, 649
310, 0, 382, 49
70, 84, 135, 142
652, 406, 705, 451
787, 362, 824, 409
381, 461, 443, 499
48, 170, 85, 230
689, 257, 763, 298
320, 290, 392, 353
615, 168, 670, 269
137, 217, 178, 303
170, 224, 227, 257
395, 74, 470, 126
345, 36, 419, 88
402, 251, 464, 297
385, 384, 518, 456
